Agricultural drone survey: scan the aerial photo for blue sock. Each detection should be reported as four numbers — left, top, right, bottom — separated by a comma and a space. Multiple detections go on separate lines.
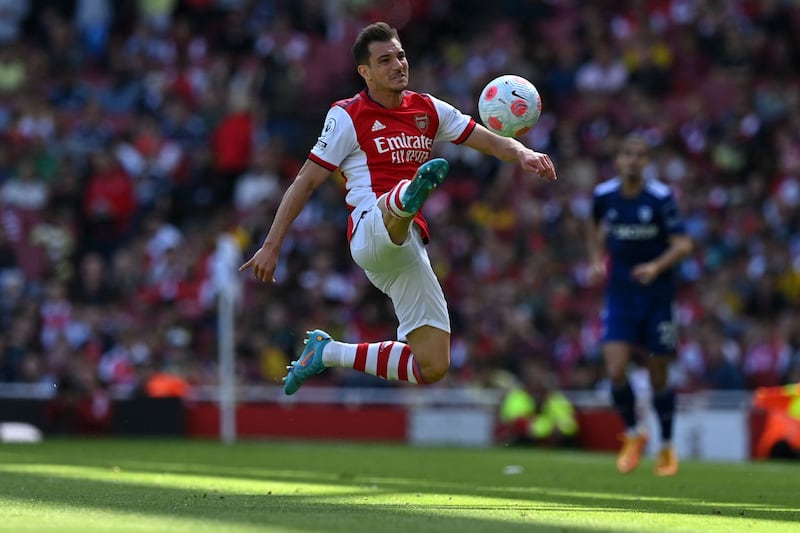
611, 381, 637, 429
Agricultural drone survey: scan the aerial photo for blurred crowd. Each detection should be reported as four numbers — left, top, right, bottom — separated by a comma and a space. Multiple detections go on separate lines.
1, 0, 799, 399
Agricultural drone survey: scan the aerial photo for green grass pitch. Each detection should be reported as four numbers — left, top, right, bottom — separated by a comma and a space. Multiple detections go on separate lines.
0, 439, 797, 532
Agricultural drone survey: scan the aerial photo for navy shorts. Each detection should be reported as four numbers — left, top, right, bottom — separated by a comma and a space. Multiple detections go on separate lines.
602, 292, 677, 355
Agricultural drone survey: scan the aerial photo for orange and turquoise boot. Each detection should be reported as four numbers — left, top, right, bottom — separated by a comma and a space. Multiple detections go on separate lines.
283, 329, 332, 395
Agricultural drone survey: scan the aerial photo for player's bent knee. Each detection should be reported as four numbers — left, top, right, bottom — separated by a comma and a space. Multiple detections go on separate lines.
418, 358, 450, 383
406, 326, 450, 383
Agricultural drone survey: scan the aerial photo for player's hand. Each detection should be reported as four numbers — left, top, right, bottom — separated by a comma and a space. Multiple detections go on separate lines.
587, 259, 606, 284
632, 262, 660, 285
520, 150, 557, 182
239, 245, 278, 283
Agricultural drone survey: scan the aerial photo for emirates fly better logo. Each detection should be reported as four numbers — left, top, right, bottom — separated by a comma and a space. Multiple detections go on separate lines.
373, 132, 434, 165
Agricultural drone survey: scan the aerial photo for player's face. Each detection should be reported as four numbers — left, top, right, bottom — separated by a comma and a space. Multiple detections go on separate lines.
363, 38, 408, 93
615, 140, 648, 180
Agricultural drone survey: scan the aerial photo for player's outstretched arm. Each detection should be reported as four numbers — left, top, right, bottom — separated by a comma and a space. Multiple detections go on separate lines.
462, 124, 557, 182
239, 160, 331, 283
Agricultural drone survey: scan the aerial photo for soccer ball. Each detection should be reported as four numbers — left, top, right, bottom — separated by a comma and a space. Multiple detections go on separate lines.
477, 75, 542, 138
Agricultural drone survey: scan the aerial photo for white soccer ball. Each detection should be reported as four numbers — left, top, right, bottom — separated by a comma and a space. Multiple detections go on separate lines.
477, 74, 542, 138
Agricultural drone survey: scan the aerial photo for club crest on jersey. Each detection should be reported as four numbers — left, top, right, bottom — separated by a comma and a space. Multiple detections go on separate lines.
415, 114, 429, 133
638, 205, 653, 222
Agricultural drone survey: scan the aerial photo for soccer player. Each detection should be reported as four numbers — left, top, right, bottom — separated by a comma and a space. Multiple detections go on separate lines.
240, 22, 556, 395
585, 134, 692, 476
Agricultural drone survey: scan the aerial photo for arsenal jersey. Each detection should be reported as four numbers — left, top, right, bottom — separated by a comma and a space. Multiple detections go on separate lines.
308, 89, 476, 242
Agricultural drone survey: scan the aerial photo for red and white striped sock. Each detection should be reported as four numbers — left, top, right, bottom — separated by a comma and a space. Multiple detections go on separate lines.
384, 180, 414, 218
322, 340, 425, 383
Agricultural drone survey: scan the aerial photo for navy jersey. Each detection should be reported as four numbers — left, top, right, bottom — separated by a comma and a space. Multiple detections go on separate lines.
592, 176, 686, 296
592, 177, 687, 354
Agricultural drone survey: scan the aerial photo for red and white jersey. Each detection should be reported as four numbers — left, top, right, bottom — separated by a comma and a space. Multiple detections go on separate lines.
308, 89, 476, 243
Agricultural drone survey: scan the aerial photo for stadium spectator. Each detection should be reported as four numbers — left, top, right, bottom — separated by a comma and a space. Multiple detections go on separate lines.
0, 158, 48, 211
209, 91, 255, 205
497, 360, 578, 447
80, 147, 137, 259
232, 143, 282, 216
0, 0, 29, 44
44, 365, 113, 435
575, 41, 628, 94
74, 0, 114, 62
70, 251, 117, 305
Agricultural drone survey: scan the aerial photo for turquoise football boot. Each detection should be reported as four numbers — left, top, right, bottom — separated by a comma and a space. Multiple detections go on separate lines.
283, 329, 332, 395
400, 158, 450, 214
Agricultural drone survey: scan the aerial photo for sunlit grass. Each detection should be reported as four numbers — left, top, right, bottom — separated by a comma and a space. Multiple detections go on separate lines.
0, 439, 797, 532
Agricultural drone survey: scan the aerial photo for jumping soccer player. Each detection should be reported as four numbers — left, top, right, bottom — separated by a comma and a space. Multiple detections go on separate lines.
240, 22, 556, 395
586, 133, 692, 476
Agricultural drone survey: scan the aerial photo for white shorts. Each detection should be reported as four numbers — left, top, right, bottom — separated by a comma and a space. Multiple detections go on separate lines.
349, 207, 450, 340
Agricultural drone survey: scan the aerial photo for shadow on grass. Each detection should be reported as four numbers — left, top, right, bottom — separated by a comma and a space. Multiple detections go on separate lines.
0, 464, 795, 532
37, 443, 800, 518
1, 439, 798, 531
91, 458, 800, 523
0, 469, 630, 533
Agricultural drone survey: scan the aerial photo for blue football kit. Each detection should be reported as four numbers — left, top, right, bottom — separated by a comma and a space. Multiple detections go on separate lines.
592, 177, 687, 355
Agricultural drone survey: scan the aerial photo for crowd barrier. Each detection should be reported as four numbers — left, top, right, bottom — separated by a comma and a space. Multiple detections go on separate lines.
0, 384, 758, 461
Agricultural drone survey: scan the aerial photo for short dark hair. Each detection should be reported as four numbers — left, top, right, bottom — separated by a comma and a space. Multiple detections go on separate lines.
351, 22, 399, 66
619, 132, 650, 154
